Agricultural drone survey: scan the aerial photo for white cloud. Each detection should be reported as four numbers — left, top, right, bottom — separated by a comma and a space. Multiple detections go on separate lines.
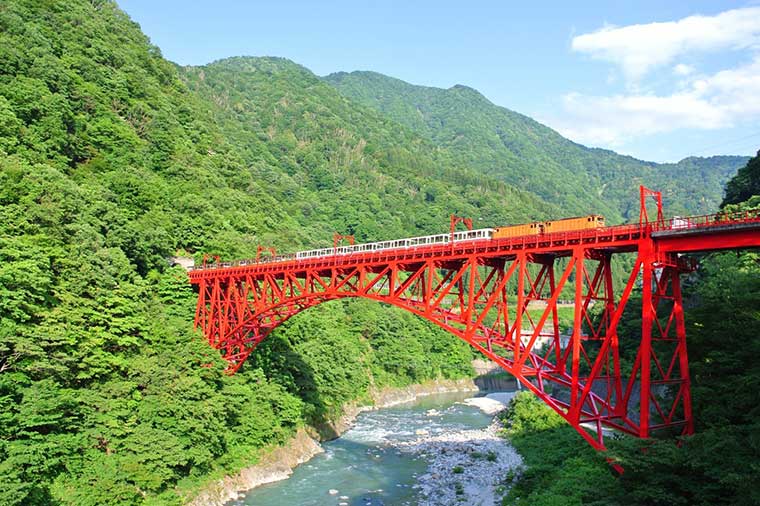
673, 63, 694, 76
571, 7, 760, 80
554, 56, 760, 147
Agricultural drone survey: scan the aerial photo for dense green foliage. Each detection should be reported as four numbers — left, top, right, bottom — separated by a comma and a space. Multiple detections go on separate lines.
179, 57, 564, 244
0, 2, 473, 504
499, 155, 760, 506
499, 392, 619, 505
0, 1, 752, 504
723, 149, 760, 206
325, 71, 747, 221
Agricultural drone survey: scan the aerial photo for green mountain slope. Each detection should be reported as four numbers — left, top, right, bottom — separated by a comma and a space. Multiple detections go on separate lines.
324, 71, 747, 221
179, 56, 563, 246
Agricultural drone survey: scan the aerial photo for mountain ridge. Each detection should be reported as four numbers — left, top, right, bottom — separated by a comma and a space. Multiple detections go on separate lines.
324, 70, 739, 166
323, 69, 748, 220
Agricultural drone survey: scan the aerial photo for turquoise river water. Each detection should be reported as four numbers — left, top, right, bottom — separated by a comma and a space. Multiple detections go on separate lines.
231, 391, 495, 506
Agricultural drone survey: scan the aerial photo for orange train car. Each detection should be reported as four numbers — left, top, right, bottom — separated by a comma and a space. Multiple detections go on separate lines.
543, 215, 605, 233
493, 222, 543, 239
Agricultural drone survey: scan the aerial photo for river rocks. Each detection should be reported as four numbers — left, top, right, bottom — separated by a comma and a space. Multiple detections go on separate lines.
462, 391, 516, 415
393, 415, 522, 506
187, 428, 324, 506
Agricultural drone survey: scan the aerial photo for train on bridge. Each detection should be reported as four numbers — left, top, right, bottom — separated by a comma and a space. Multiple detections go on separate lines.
189, 186, 760, 454
295, 214, 606, 260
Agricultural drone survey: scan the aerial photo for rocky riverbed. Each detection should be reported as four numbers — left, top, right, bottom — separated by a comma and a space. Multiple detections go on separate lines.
394, 392, 521, 506
221, 390, 520, 506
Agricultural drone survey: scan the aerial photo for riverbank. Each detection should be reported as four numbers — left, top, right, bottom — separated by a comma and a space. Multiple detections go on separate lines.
187, 378, 479, 506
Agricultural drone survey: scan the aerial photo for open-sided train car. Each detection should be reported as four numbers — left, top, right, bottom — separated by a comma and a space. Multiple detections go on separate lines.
294, 228, 495, 260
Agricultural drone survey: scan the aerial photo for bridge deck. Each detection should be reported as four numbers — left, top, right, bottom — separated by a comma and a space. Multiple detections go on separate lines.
190, 224, 645, 279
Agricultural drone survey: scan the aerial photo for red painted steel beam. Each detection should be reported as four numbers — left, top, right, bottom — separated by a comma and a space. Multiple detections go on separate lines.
654, 226, 760, 253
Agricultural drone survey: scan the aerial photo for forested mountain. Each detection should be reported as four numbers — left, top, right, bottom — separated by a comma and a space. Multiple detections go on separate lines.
0, 1, 755, 505
325, 71, 748, 220
178, 56, 562, 247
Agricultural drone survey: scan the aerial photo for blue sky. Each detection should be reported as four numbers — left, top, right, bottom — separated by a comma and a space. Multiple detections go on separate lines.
118, 0, 760, 163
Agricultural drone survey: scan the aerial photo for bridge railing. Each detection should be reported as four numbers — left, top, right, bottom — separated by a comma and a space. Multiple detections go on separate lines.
651, 207, 760, 232
189, 226, 634, 272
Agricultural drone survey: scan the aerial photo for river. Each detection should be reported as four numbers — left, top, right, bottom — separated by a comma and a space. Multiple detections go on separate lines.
230, 390, 520, 506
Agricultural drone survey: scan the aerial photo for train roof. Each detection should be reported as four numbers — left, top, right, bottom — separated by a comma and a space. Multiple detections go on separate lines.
545, 214, 605, 222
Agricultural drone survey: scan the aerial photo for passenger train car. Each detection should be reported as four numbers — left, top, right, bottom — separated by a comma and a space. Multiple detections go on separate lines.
293, 215, 605, 260
295, 228, 493, 260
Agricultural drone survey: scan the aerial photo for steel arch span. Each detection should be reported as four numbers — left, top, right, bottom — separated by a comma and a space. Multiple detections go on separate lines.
189, 199, 760, 451
192, 242, 696, 451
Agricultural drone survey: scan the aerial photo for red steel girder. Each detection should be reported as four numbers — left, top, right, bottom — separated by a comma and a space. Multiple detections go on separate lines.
190, 211, 760, 452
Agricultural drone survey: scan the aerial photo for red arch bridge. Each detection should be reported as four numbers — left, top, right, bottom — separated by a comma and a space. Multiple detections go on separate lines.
189, 189, 760, 451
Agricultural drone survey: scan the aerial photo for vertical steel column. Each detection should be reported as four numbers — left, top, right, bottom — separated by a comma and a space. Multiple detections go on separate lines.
639, 244, 654, 438
547, 258, 561, 365
514, 253, 526, 365
570, 247, 584, 417
603, 254, 624, 416
671, 268, 694, 435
